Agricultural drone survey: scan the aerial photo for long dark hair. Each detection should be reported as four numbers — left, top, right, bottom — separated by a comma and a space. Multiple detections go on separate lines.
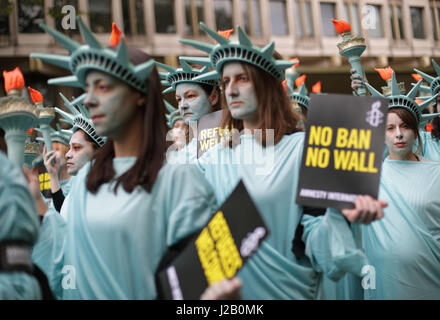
220, 62, 301, 147
86, 46, 170, 194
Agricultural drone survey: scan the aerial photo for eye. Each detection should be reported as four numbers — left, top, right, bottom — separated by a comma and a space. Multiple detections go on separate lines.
238, 75, 248, 82
221, 78, 230, 86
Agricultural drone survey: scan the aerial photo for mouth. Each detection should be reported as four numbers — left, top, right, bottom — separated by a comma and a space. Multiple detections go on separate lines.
66, 162, 74, 167
394, 142, 406, 148
229, 101, 243, 107
184, 112, 193, 117
91, 114, 105, 123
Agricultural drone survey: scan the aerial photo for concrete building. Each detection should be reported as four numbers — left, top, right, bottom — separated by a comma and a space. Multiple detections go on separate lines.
0, 0, 439, 106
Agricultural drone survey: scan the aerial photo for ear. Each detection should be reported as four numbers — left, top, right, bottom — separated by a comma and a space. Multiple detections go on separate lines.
208, 87, 219, 106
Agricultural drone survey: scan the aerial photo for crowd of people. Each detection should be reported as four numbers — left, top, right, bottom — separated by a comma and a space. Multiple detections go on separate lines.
0, 17, 439, 300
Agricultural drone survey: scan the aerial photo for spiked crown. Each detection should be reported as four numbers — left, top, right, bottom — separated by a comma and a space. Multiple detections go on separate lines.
179, 22, 297, 81
30, 16, 155, 94
157, 58, 216, 94
414, 59, 440, 96
164, 100, 183, 129
55, 93, 106, 147
284, 80, 310, 110
365, 72, 440, 126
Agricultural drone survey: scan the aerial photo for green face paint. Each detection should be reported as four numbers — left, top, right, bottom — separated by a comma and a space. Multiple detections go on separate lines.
176, 83, 212, 124
83, 71, 141, 138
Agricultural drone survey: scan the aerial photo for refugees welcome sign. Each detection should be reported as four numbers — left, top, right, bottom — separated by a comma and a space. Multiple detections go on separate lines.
296, 94, 388, 210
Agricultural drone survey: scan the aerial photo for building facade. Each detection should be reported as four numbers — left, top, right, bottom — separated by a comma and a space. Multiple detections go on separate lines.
0, 0, 439, 105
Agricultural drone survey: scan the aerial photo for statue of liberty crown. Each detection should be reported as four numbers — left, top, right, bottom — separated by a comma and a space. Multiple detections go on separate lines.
30, 16, 155, 94
179, 22, 297, 81
35, 123, 71, 146
284, 80, 310, 110
157, 58, 217, 94
55, 93, 106, 147
414, 59, 440, 96
365, 71, 440, 125
164, 100, 183, 129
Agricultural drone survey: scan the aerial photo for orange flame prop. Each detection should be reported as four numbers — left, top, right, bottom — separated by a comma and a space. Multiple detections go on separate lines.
411, 73, 423, 82
426, 123, 434, 132
110, 22, 124, 46
28, 86, 43, 104
312, 81, 322, 93
217, 29, 233, 39
331, 19, 351, 35
415, 99, 423, 105
295, 74, 306, 87
3, 67, 25, 93
26, 128, 34, 134
374, 67, 394, 81
290, 58, 299, 68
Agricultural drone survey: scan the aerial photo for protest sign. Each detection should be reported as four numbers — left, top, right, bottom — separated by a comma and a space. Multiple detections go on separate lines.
156, 180, 269, 300
197, 110, 232, 158
296, 94, 388, 210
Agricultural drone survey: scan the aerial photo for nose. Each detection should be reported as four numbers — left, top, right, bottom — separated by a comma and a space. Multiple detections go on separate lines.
66, 149, 72, 160
83, 90, 99, 109
225, 81, 238, 97
395, 126, 403, 139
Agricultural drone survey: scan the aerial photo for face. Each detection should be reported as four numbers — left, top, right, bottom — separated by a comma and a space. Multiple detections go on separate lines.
83, 70, 143, 138
221, 62, 258, 120
65, 130, 95, 176
172, 119, 188, 149
385, 112, 417, 159
51, 142, 68, 167
176, 83, 212, 123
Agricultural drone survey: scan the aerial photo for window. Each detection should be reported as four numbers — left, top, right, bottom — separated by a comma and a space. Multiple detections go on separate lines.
431, 5, 440, 41
184, 0, 203, 36
389, 4, 404, 40
154, 0, 175, 33
50, 0, 79, 35
343, 2, 360, 36
89, 0, 112, 33
410, 7, 425, 39
18, 0, 45, 33
295, 0, 314, 38
122, 0, 146, 36
367, 5, 383, 38
270, 0, 288, 36
214, 0, 233, 31
0, 0, 12, 35
241, 0, 262, 37
320, 2, 337, 37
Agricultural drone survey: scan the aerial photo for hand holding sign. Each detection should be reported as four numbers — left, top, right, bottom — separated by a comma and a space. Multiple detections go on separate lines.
341, 194, 387, 225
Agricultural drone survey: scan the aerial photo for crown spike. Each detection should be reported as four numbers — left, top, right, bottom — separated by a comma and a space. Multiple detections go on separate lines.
30, 53, 70, 70
48, 75, 82, 88
55, 107, 75, 124
161, 80, 170, 86
115, 37, 130, 66
134, 60, 156, 82
275, 60, 296, 72
365, 83, 384, 97
162, 87, 175, 94
156, 61, 176, 73
299, 83, 307, 96
237, 26, 253, 47
179, 38, 215, 54
179, 59, 193, 72
407, 80, 422, 100
59, 92, 80, 115
414, 68, 435, 84
261, 41, 275, 59
192, 70, 221, 81
391, 72, 400, 96
418, 94, 438, 112
77, 16, 103, 50
179, 56, 212, 67
38, 23, 81, 52
164, 100, 177, 113
199, 22, 230, 45
432, 59, 440, 77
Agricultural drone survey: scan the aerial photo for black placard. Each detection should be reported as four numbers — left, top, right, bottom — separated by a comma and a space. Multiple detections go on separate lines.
296, 94, 388, 210
156, 180, 269, 300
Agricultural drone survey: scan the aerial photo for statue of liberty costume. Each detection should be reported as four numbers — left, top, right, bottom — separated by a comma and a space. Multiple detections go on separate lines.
30, 17, 217, 299
158, 60, 217, 165
0, 151, 41, 299
180, 22, 369, 299
357, 70, 440, 299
